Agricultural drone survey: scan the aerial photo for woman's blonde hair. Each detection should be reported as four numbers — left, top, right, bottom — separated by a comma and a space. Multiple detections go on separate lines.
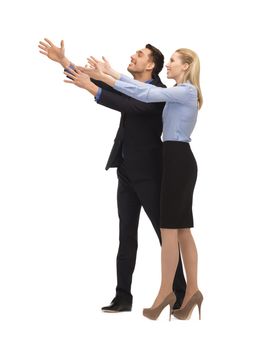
175, 48, 203, 109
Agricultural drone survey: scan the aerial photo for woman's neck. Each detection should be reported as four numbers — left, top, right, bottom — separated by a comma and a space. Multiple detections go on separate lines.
175, 72, 186, 85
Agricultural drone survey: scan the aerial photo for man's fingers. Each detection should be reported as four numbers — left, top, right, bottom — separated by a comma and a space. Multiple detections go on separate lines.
39, 50, 48, 56
44, 38, 54, 46
39, 41, 50, 49
65, 67, 77, 76
60, 40, 64, 49
38, 45, 48, 51
64, 79, 74, 84
102, 56, 109, 63
64, 71, 76, 80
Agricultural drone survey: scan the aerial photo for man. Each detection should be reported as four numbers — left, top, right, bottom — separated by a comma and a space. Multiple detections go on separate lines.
38, 38, 186, 312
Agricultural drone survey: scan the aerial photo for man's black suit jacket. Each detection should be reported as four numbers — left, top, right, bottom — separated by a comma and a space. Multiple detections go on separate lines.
92, 76, 166, 181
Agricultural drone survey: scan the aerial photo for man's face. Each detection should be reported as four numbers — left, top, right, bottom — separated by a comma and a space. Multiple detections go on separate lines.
127, 48, 154, 75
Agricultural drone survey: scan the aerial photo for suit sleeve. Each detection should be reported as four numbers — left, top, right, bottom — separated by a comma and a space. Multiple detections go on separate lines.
91, 78, 122, 94
97, 88, 165, 114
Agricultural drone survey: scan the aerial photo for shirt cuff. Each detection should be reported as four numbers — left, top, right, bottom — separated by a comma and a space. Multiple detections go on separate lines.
64, 64, 76, 76
95, 87, 102, 102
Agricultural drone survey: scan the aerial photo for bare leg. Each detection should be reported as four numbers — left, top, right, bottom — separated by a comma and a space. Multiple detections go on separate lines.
178, 228, 198, 308
151, 228, 179, 308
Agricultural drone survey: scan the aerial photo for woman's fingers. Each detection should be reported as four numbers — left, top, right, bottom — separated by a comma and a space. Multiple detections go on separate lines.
75, 66, 86, 72
90, 56, 98, 63
82, 67, 93, 74
87, 58, 97, 67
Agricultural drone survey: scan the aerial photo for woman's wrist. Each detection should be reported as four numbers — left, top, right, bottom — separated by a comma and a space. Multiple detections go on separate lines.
108, 68, 120, 80
101, 73, 116, 87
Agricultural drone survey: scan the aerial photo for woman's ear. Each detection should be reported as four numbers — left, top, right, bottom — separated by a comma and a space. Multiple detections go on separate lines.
183, 63, 190, 71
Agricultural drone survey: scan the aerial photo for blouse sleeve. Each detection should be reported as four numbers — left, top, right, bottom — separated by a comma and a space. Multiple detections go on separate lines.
119, 73, 142, 85
114, 77, 196, 104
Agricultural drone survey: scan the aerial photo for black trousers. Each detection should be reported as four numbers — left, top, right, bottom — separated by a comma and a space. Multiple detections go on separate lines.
116, 161, 186, 306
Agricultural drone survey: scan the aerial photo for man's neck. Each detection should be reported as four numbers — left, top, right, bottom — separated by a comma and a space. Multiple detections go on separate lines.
132, 72, 153, 82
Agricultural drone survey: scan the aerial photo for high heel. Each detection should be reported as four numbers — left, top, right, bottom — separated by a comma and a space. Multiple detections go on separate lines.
173, 290, 203, 320
143, 292, 176, 321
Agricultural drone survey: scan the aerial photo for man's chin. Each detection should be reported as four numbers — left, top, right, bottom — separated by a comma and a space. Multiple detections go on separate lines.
127, 65, 134, 73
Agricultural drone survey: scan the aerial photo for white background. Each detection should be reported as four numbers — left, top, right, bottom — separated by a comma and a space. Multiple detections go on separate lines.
0, 0, 253, 349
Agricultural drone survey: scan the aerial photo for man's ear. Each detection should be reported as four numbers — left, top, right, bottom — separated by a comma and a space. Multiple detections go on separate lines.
146, 61, 155, 71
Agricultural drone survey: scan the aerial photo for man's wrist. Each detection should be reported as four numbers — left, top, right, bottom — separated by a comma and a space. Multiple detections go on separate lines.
86, 82, 99, 96
60, 57, 71, 68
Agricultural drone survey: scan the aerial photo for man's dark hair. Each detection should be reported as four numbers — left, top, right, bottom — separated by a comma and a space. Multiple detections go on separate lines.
145, 44, 164, 78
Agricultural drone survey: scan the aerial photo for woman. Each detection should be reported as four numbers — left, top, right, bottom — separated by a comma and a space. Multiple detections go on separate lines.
65, 48, 204, 321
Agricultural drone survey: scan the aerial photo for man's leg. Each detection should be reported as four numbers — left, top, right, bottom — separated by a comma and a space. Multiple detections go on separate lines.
116, 165, 142, 301
102, 164, 141, 312
134, 178, 186, 309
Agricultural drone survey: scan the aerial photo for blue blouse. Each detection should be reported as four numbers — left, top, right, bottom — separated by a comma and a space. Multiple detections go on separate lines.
114, 74, 198, 142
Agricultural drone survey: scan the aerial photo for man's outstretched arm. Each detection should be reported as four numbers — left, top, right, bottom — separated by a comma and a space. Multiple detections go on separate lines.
38, 38, 100, 96
38, 38, 71, 68
38, 38, 119, 95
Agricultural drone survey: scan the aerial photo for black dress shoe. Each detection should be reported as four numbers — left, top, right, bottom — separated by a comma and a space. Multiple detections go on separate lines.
101, 297, 132, 313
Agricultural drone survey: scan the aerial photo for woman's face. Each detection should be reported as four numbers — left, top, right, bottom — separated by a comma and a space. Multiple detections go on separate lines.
166, 52, 188, 80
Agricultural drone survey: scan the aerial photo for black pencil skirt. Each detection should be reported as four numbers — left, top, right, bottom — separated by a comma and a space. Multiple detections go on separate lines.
160, 141, 198, 229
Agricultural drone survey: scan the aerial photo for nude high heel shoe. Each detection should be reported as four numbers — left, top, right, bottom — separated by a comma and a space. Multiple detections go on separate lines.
143, 292, 176, 321
173, 290, 203, 320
